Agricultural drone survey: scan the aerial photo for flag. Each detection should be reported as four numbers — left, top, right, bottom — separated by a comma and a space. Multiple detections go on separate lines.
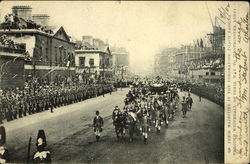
200, 39, 204, 48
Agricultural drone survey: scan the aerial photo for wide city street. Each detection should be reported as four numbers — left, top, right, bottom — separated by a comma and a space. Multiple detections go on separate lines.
5, 89, 224, 163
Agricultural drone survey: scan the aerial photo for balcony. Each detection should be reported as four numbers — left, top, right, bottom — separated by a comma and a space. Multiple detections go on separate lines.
0, 46, 26, 54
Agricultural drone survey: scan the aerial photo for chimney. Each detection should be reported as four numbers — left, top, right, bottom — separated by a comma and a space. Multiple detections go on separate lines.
82, 36, 93, 45
12, 5, 32, 21
32, 14, 50, 26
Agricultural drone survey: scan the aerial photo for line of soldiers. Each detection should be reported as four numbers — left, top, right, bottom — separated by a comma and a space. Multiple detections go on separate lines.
0, 83, 115, 123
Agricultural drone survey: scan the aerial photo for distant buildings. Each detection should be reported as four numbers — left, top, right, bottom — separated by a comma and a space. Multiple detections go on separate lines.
110, 46, 129, 79
155, 25, 225, 84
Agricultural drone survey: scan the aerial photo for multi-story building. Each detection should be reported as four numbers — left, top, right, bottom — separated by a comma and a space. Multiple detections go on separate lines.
75, 36, 112, 80
110, 46, 129, 79
0, 27, 76, 85
0, 6, 76, 86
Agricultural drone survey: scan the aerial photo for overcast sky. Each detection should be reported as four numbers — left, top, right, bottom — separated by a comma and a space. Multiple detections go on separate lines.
1, 1, 224, 75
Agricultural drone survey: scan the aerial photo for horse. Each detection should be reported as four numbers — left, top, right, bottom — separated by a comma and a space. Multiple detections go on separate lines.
160, 105, 169, 128
124, 112, 138, 142
113, 113, 126, 140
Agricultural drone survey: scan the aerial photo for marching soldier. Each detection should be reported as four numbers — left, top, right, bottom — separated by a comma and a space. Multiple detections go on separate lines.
142, 110, 149, 144
186, 94, 193, 111
93, 110, 104, 142
181, 96, 188, 118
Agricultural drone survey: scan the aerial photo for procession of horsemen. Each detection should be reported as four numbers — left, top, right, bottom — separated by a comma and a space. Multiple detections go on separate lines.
94, 78, 193, 145
0, 78, 193, 163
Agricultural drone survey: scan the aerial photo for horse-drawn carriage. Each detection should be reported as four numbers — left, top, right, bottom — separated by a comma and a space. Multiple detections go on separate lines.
113, 83, 172, 143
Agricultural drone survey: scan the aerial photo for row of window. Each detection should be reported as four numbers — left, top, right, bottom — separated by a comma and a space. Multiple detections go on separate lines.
37, 46, 75, 66
205, 72, 216, 76
78, 57, 111, 67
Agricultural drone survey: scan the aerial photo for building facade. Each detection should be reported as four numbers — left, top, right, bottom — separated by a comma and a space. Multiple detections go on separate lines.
0, 27, 76, 85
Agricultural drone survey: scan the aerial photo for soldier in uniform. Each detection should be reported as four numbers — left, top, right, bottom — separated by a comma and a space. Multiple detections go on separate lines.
33, 129, 51, 163
93, 110, 104, 141
142, 110, 149, 144
0, 126, 9, 163
181, 96, 188, 118
186, 94, 193, 111
155, 107, 161, 133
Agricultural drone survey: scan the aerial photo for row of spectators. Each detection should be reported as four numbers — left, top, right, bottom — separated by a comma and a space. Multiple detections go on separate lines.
187, 57, 224, 70
0, 81, 118, 123
181, 82, 224, 106
0, 35, 25, 50
1, 14, 53, 34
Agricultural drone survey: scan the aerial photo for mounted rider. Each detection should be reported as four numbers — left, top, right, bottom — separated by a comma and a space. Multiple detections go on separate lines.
112, 106, 122, 126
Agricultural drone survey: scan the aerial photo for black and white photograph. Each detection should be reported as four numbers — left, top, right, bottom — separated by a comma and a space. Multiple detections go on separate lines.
0, 1, 249, 164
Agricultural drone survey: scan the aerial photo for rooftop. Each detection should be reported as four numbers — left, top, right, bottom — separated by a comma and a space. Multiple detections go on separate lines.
12, 6, 32, 9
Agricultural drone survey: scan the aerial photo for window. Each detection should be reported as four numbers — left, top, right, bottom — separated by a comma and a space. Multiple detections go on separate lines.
39, 47, 43, 61
55, 47, 58, 64
211, 72, 215, 76
79, 57, 85, 67
71, 53, 75, 66
59, 49, 62, 66
45, 48, 48, 61
206, 72, 209, 76
64, 50, 66, 66
89, 58, 94, 66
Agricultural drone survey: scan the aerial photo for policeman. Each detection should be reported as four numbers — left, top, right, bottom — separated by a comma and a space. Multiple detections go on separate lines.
93, 110, 104, 141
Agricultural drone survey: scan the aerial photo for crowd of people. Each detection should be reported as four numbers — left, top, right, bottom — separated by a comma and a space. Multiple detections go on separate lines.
0, 34, 25, 50
187, 56, 224, 70
1, 14, 53, 34
0, 81, 116, 124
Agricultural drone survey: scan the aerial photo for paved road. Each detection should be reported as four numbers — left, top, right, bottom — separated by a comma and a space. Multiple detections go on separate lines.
5, 88, 224, 163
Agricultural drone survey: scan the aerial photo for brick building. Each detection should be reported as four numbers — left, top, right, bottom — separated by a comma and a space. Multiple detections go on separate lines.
0, 27, 76, 85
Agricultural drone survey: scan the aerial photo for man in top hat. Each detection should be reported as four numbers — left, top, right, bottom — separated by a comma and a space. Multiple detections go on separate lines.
93, 111, 104, 141
112, 106, 121, 125
0, 126, 9, 163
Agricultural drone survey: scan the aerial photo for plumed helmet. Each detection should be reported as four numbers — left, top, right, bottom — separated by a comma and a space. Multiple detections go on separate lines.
0, 126, 6, 146
36, 129, 47, 147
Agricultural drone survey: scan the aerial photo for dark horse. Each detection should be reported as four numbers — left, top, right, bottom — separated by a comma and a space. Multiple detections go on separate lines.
114, 113, 126, 140
114, 112, 139, 142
